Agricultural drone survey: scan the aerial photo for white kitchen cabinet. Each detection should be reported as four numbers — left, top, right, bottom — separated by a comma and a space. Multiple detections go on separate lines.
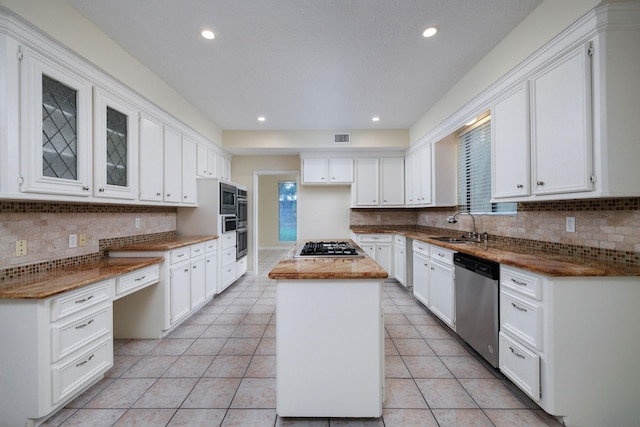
93, 87, 139, 200
355, 234, 393, 275
216, 154, 231, 181
19, 46, 93, 197
353, 157, 404, 207
491, 83, 530, 199
169, 260, 191, 325
406, 146, 431, 205
219, 231, 238, 293
205, 251, 218, 299
196, 143, 217, 178
412, 241, 429, 307
138, 113, 164, 202
404, 137, 456, 207
181, 135, 198, 204
302, 157, 353, 184
393, 235, 407, 287
189, 255, 206, 309
163, 125, 182, 203
427, 246, 455, 329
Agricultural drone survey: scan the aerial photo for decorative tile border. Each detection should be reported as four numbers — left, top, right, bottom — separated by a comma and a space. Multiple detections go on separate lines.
0, 201, 176, 214
516, 197, 640, 212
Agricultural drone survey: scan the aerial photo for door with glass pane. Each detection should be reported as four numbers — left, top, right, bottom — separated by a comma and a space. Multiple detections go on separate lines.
20, 48, 93, 196
278, 181, 297, 243
93, 87, 139, 199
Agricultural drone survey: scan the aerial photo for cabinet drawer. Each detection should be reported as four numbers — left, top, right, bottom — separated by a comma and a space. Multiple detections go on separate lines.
237, 256, 248, 276
499, 332, 540, 401
359, 234, 393, 243
51, 304, 111, 362
205, 239, 217, 253
190, 243, 205, 257
501, 291, 543, 351
221, 232, 236, 250
50, 280, 113, 322
115, 265, 159, 299
52, 336, 112, 404
394, 234, 405, 246
501, 266, 542, 300
412, 240, 429, 256
221, 263, 237, 286
430, 245, 454, 266
170, 246, 191, 264
221, 247, 236, 267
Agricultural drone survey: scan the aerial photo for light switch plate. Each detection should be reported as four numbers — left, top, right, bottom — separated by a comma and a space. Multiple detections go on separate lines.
69, 234, 77, 248
566, 217, 576, 233
15, 240, 27, 256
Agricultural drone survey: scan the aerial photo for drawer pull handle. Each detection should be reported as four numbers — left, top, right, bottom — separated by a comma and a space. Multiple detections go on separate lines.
511, 278, 528, 287
511, 302, 528, 312
510, 346, 526, 359
177, 253, 185, 258
75, 319, 94, 329
75, 295, 94, 304
184, 268, 189, 273
134, 275, 146, 282
194, 249, 201, 253
438, 253, 445, 257
76, 354, 94, 367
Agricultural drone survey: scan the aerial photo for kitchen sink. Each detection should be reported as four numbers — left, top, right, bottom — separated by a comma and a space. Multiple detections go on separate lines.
429, 236, 472, 244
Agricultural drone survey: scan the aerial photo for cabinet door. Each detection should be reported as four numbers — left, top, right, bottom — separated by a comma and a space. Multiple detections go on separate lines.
404, 154, 414, 205
190, 256, 206, 309
394, 243, 406, 285
380, 157, 404, 206
329, 158, 353, 183
163, 125, 182, 203
196, 144, 208, 177
412, 254, 429, 307
303, 158, 328, 183
20, 48, 93, 196
354, 158, 379, 206
93, 87, 138, 200
181, 136, 197, 204
492, 83, 530, 199
429, 261, 455, 328
138, 113, 164, 201
376, 244, 393, 276
417, 146, 432, 205
216, 155, 230, 180
169, 262, 191, 324
205, 252, 217, 299
207, 148, 217, 178
531, 43, 593, 195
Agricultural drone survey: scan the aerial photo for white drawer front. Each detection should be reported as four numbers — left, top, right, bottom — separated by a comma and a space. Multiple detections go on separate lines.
221, 263, 237, 286
190, 243, 205, 257
170, 247, 191, 264
412, 240, 429, 256
51, 304, 111, 362
430, 246, 454, 266
205, 239, 217, 253
50, 280, 113, 322
394, 234, 405, 245
52, 337, 112, 404
359, 234, 393, 243
501, 290, 543, 351
221, 247, 236, 267
221, 232, 236, 250
499, 332, 540, 401
115, 265, 159, 298
237, 256, 248, 276
501, 266, 542, 300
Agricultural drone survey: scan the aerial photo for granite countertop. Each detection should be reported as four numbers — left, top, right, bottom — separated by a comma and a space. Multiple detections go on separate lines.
268, 241, 389, 280
0, 257, 163, 299
352, 228, 640, 277
109, 235, 218, 252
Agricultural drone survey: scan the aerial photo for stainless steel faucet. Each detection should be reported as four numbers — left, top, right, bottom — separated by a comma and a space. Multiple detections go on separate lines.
446, 211, 480, 241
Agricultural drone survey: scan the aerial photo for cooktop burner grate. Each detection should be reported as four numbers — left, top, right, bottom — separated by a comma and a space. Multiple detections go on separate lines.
295, 241, 364, 257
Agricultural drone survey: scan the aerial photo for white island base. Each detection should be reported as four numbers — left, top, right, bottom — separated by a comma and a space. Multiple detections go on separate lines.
276, 278, 384, 418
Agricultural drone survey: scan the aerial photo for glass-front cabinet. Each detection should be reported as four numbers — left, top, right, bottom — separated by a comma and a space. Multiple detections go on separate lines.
93, 87, 139, 199
20, 47, 93, 196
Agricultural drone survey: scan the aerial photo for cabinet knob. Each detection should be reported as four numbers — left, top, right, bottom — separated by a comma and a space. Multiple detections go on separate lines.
184, 195, 188, 199
82, 186, 90, 191
516, 184, 523, 189
167, 193, 171, 197
99, 188, 105, 192
536, 181, 544, 186
156, 192, 161, 196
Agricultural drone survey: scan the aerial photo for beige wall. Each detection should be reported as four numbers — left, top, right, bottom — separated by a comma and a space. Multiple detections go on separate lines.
409, 0, 600, 144
258, 174, 297, 248
0, 0, 222, 143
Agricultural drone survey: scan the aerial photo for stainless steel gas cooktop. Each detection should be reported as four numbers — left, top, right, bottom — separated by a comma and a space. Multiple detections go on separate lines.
294, 241, 365, 258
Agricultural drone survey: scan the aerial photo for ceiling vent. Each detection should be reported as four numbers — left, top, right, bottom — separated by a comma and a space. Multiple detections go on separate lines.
334, 133, 351, 144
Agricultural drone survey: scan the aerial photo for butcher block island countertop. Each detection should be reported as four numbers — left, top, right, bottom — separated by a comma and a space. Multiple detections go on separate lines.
268, 240, 388, 280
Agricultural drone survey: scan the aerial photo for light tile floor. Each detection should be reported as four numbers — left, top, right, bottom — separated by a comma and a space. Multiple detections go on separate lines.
43, 249, 564, 427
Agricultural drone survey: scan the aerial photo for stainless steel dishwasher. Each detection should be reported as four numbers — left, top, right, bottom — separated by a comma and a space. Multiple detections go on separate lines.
454, 252, 500, 368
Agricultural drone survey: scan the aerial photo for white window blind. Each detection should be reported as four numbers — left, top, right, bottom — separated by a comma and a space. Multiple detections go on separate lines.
457, 118, 516, 214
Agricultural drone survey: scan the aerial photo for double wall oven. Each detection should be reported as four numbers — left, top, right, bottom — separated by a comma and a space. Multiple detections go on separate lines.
236, 188, 248, 260
219, 182, 248, 261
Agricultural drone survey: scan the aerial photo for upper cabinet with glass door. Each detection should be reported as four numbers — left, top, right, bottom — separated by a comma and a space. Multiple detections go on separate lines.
93, 87, 139, 200
20, 47, 93, 196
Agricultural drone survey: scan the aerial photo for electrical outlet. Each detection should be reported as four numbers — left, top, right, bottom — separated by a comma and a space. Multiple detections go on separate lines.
376, 215, 381, 222
15, 240, 27, 256
69, 234, 78, 248
135, 217, 141, 228
566, 217, 576, 233
79, 234, 87, 247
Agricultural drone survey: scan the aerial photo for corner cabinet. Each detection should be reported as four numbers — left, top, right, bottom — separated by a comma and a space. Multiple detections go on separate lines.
353, 157, 404, 207
404, 136, 456, 207
355, 233, 393, 276
19, 46, 93, 197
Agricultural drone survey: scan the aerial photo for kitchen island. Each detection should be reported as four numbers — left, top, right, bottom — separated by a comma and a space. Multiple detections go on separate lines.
269, 241, 388, 418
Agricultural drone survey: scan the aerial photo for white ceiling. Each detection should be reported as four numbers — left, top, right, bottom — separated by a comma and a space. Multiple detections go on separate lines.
66, 0, 542, 131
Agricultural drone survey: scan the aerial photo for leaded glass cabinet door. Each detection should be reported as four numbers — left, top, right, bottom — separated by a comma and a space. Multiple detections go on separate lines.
93, 87, 139, 199
20, 47, 92, 196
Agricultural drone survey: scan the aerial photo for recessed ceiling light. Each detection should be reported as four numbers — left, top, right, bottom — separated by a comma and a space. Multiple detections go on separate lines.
201, 30, 215, 40
422, 27, 438, 38
372, 117, 380, 122
257, 116, 266, 122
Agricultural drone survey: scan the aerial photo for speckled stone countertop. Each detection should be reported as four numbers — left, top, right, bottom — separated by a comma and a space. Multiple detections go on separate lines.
108, 235, 217, 252
352, 228, 640, 277
0, 257, 163, 299
268, 241, 389, 280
